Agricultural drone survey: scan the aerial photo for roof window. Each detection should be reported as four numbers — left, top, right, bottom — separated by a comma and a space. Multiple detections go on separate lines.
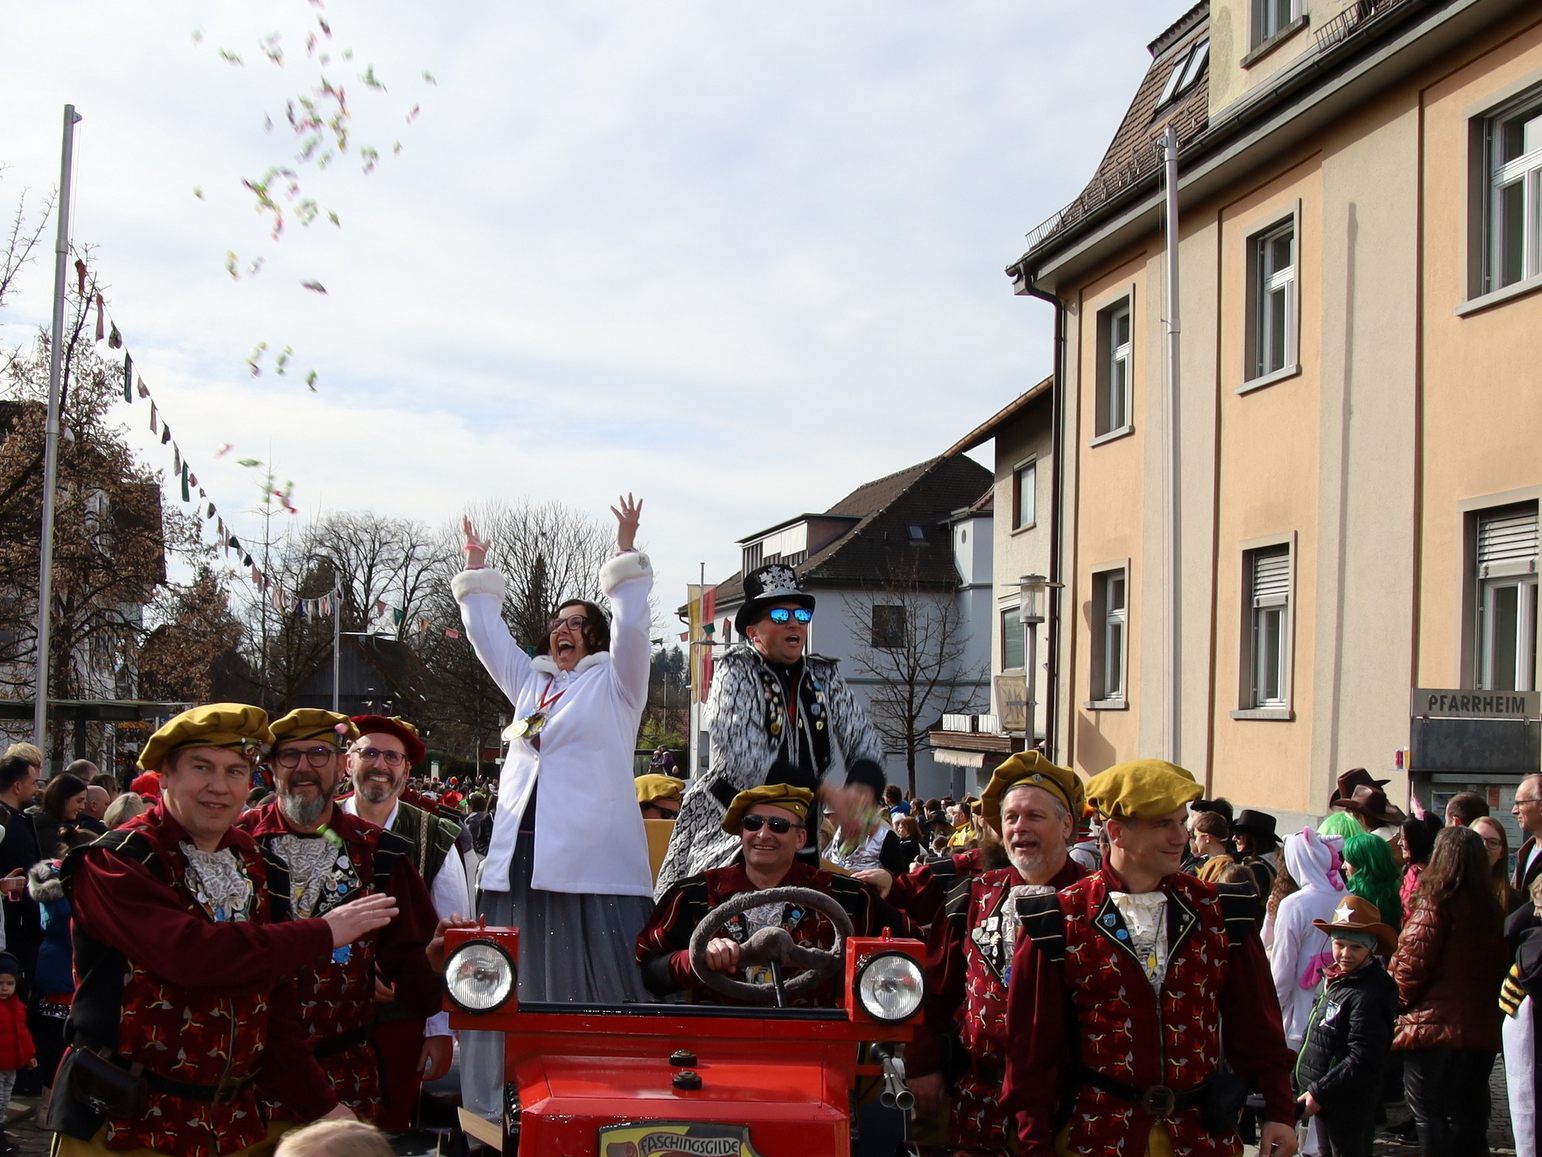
1157, 37, 1209, 108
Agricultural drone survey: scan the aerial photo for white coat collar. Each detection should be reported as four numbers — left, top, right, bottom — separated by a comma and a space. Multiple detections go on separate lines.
530, 652, 609, 684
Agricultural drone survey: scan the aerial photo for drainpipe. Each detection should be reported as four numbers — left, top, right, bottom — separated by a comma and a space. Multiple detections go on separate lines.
1161, 124, 1183, 767
1019, 273, 1066, 763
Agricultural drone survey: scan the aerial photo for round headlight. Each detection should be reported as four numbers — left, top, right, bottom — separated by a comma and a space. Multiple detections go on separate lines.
855, 951, 924, 1022
446, 940, 516, 1013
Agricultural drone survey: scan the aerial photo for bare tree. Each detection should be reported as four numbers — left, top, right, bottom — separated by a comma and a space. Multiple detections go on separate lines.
843, 581, 984, 793
0, 179, 54, 314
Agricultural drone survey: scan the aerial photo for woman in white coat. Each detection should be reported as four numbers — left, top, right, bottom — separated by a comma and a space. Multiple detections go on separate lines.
453, 494, 654, 1122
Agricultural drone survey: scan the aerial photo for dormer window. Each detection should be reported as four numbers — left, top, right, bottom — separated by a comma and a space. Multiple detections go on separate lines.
907, 524, 926, 542
1157, 37, 1209, 108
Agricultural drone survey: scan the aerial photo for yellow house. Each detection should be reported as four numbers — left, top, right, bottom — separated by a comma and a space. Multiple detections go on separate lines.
1009, 0, 1541, 826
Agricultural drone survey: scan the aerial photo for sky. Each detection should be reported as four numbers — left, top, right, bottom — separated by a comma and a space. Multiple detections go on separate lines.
3, 0, 1190, 635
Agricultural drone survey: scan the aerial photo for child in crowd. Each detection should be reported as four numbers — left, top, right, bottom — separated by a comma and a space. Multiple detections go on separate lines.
1293, 896, 1399, 1157
0, 952, 37, 1156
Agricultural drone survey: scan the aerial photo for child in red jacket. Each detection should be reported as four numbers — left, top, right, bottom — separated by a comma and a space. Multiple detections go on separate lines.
0, 953, 36, 1156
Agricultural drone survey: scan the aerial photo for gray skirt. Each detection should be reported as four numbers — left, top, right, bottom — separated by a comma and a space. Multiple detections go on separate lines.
459, 834, 652, 1122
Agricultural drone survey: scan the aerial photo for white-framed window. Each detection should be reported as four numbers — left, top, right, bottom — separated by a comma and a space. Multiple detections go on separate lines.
1090, 567, 1127, 703
1158, 38, 1209, 107
1483, 94, 1542, 293
1246, 218, 1297, 382
1244, 546, 1292, 708
1001, 607, 1024, 670
1012, 459, 1036, 530
1253, 0, 1302, 46
871, 604, 906, 650
1095, 298, 1133, 439
1475, 505, 1538, 691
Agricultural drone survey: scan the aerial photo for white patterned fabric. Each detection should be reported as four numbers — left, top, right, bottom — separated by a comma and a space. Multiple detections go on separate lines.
179, 843, 255, 923
1109, 889, 1171, 992
272, 833, 352, 919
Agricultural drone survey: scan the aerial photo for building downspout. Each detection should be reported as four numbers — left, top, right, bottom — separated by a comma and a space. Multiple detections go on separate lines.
1021, 273, 1066, 763
1161, 124, 1183, 767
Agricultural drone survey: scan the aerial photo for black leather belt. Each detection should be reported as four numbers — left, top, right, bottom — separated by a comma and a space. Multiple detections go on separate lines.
145, 1068, 254, 1106
313, 1027, 371, 1061
1079, 1067, 1209, 1119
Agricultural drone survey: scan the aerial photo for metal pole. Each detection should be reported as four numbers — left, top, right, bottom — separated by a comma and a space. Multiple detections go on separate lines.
1162, 124, 1183, 765
33, 104, 82, 756
332, 582, 341, 712
1026, 620, 1038, 751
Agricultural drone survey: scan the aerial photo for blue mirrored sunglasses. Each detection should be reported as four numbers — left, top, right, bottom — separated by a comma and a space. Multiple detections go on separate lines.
766, 607, 813, 625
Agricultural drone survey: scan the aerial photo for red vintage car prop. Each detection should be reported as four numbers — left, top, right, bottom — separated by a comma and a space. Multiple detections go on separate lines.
444, 885, 924, 1156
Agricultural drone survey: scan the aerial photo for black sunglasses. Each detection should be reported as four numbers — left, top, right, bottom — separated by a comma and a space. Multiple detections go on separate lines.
766, 607, 813, 625
741, 814, 797, 834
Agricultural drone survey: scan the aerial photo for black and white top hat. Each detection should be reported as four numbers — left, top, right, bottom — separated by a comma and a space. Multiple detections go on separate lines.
735, 563, 816, 634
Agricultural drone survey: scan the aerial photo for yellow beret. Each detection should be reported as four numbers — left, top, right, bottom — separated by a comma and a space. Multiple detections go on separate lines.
138, 703, 272, 773
1085, 759, 1201, 821
981, 751, 1085, 828
269, 708, 358, 749
635, 773, 684, 806
721, 784, 816, 834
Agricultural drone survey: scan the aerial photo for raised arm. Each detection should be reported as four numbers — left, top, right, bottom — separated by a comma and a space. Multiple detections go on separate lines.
602, 493, 654, 711
451, 514, 536, 704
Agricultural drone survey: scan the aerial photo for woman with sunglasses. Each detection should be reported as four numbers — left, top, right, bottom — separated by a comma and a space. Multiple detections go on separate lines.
453, 495, 656, 1125
655, 562, 887, 897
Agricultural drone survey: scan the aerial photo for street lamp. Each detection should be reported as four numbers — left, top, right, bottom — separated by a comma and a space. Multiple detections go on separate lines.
1018, 574, 1061, 751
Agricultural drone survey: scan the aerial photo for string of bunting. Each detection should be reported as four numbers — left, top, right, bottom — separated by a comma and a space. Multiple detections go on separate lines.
79, 256, 296, 592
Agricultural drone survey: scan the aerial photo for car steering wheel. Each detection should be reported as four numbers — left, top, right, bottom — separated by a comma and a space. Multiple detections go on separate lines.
687, 885, 855, 1005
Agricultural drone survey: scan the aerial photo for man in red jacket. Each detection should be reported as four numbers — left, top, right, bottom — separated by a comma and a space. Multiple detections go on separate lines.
1003, 759, 1296, 1157
236, 708, 441, 1123
907, 752, 1088, 1154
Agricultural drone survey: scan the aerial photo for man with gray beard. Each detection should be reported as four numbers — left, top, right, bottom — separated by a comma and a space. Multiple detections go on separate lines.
236, 709, 440, 1124
339, 715, 466, 1131
905, 753, 1089, 1155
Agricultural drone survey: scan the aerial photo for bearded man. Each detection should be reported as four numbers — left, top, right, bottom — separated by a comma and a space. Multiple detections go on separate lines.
906, 753, 1089, 1154
236, 708, 441, 1122
340, 714, 466, 1131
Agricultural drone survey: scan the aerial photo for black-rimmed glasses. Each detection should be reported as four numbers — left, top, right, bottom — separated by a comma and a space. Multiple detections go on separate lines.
353, 747, 407, 767
548, 614, 588, 632
274, 745, 337, 770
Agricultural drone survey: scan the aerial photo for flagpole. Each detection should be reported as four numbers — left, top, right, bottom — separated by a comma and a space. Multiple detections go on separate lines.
33, 104, 82, 757
332, 581, 341, 712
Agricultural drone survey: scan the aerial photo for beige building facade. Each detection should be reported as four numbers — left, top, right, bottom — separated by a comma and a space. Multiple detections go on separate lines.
1011, 0, 1542, 825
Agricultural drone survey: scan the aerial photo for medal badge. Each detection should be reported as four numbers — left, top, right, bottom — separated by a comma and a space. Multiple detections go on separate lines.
503, 711, 549, 741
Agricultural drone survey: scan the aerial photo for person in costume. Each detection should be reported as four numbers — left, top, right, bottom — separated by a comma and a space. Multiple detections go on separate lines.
1292, 896, 1399, 1157
635, 773, 684, 820
907, 752, 1090, 1155
54, 704, 400, 1157
1502, 872, 1542, 1157
637, 785, 911, 1005
654, 563, 885, 897
453, 495, 657, 1124
1002, 759, 1296, 1157
340, 714, 466, 1132
235, 709, 440, 1123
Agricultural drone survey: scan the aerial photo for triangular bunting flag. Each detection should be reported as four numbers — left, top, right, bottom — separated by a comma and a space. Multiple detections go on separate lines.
149, 403, 158, 434
136, 378, 148, 399
122, 353, 133, 403
181, 464, 190, 503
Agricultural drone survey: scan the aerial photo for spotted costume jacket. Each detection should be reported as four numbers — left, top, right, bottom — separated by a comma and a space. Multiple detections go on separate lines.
1002, 868, 1294, 1157
655, 647, 882, 897
235, 804, 439, 1121
907, 858, 1087, 1153
62, 805, 336, 1157
637, 860, 913, 1004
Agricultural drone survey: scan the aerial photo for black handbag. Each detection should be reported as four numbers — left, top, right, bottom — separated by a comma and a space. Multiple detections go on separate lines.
1199, 1063, 1252, 1136
47, 1045, 147, 1134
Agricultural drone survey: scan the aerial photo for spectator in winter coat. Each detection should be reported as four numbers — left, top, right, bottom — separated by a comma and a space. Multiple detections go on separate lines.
27, 859, 72, 1123
1390, 825, 1508, 1157
1294, 896, 1399, 1157
1272, 827, 1348, 1048
0, 951, 36, 1154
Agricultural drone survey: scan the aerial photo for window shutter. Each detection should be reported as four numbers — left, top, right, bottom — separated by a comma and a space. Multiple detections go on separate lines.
1253, 551, 1290, 607
1478, 507, 1539, 578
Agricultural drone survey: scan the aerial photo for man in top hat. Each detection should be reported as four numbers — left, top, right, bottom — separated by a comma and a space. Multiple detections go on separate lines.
339, 714, 466, 1132
1333, 784, 1407, 839
637, 785, 910, 1005
635, 773, 685, 820
907, 752, 1090, 1154
1328, 767, 1390, 813
1003, 759, 1296, 1157
236, 709, 441, 1123
654, 563, 886, 896
55, 704, 401, 1157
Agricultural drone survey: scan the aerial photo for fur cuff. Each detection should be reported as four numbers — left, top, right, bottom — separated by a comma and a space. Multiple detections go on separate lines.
451, 567, 505, 602
600, 550, 652, 593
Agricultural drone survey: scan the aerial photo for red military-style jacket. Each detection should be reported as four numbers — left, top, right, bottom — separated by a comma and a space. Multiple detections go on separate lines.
1002, 867, 1293, 1157
236, 804, 439, 1120
64, 804, 337, 1156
